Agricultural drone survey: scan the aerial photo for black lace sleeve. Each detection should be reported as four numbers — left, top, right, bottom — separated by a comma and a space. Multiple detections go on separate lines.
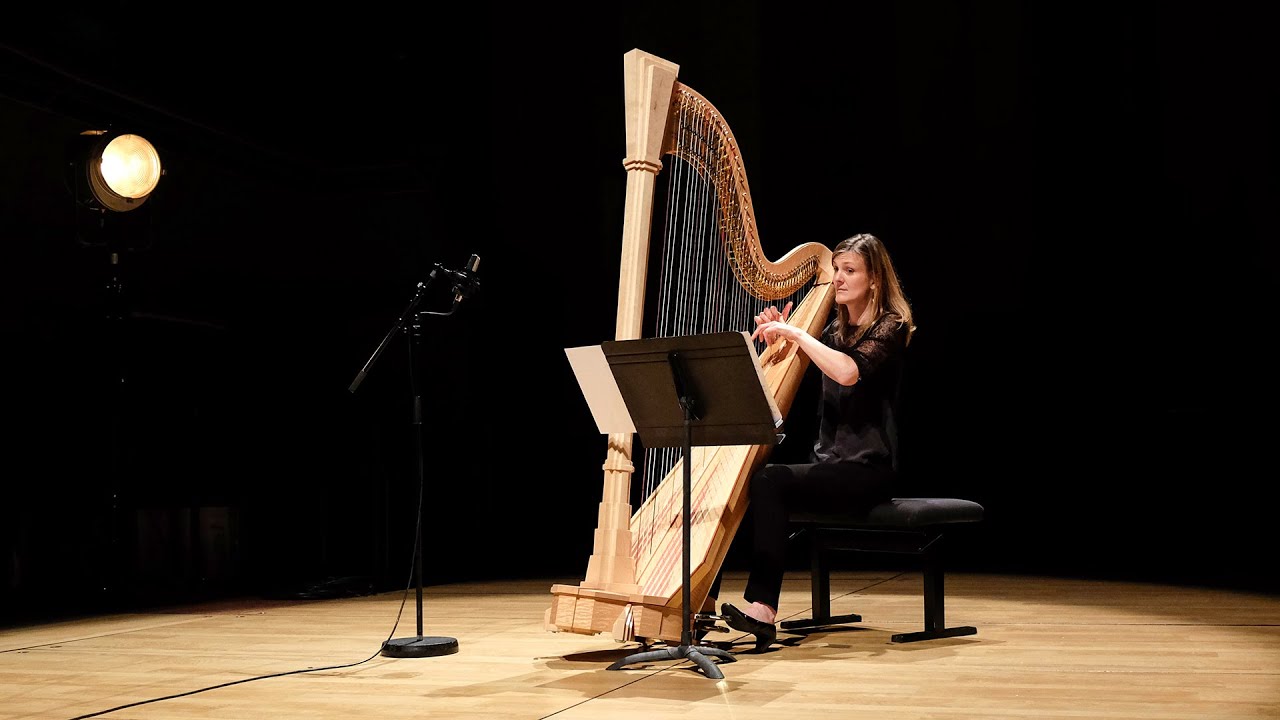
845, 315, 909, 383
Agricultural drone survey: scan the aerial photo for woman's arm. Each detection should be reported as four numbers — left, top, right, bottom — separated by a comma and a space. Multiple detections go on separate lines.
755, 321, 860, 386
750, 301, 857, 387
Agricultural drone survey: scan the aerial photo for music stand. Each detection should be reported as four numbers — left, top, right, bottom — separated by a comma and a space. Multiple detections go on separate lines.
566, 331, 782, 680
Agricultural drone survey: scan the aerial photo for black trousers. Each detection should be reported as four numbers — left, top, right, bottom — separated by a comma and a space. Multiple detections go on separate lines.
711, 461, 893, 610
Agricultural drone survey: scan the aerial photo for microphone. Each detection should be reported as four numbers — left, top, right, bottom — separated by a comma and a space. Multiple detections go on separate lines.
437, 253, 481, 304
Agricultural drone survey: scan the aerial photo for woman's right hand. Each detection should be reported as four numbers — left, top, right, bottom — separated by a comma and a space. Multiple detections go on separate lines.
749, 301, 793, 342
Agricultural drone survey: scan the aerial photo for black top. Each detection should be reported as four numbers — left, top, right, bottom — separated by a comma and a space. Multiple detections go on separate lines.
811, 313, 910, 469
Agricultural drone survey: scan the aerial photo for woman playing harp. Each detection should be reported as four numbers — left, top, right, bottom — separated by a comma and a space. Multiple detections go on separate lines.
717, 232, 915, 650
545, 49, 836, 645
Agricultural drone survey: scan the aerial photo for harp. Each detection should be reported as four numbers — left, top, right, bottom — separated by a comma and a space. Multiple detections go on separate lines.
545, 49, 835, 645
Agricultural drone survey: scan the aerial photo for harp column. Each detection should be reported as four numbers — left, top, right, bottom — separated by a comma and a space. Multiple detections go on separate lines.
580, 50, 679, 593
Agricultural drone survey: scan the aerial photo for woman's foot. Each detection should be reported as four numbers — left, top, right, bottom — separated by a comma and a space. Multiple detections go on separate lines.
746, 602, 776, 624
720, 603, 777, 651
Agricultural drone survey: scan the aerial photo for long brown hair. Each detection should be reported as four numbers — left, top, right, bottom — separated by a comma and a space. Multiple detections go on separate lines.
829, 233, 916, 347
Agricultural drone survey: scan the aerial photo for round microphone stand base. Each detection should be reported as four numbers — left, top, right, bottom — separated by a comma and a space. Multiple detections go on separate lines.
381, 636, 459, 658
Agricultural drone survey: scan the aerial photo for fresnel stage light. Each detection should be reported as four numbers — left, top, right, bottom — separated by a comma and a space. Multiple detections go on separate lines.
75, 129, 164, 213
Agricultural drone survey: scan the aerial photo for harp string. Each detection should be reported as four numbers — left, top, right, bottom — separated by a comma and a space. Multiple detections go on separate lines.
635, 99, 811, 544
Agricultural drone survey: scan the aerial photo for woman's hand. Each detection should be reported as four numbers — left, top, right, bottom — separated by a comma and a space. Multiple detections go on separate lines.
750, 301, 794, 344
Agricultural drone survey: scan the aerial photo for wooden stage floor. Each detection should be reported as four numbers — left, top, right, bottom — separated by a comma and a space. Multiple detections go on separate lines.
2, 571, 1278, 719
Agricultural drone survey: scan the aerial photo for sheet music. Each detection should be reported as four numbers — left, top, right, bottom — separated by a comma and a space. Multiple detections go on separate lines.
739, 331, 784, 428
565, 344, 637, 434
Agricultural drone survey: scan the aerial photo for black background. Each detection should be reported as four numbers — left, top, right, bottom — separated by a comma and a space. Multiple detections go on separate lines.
2, 4, 1276, 624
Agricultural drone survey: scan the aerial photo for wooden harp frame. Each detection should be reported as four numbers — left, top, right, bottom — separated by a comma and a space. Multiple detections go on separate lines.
546, 49, 835, 645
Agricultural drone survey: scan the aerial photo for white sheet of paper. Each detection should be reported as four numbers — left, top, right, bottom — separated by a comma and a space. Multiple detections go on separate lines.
739, 331, 784, 428
565, 344, 636, 434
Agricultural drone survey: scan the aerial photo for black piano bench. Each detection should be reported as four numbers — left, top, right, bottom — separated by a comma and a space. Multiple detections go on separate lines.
781, 497, 985, 643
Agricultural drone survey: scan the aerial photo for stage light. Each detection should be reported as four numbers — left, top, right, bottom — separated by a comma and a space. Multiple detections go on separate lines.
77, 130, 164, 212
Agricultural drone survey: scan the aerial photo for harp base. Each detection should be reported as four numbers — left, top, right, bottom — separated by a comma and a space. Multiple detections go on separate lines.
546, 585, 688, 644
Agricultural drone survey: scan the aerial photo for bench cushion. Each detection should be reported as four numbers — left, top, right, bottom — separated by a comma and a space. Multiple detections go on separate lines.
790, 497, 984, 529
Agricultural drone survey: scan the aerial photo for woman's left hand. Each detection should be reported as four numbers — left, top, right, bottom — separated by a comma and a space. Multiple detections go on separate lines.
750, 301, 793, 343
755, 319, 800, 345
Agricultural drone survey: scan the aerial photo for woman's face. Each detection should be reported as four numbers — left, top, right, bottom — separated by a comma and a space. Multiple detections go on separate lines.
833, 250, 872, 310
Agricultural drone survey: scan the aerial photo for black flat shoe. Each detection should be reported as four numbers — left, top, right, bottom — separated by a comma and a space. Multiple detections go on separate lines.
721, 603, 777, 651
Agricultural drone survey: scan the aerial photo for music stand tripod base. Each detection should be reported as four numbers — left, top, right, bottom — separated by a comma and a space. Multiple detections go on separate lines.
607, 644, 734, 680
381, 636, 459, 658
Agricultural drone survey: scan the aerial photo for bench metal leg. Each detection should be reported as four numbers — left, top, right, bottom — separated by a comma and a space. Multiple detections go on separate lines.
780, 529, 861, 631
889, 538, 976, 643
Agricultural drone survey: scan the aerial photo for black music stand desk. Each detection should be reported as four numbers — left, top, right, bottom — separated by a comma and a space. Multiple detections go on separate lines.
566, 331, 782, 680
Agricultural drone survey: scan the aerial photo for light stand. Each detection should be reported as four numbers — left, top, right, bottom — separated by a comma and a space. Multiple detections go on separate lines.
349, 258, 480, 658
69, 129, 162, 609
101, 240, 128, 607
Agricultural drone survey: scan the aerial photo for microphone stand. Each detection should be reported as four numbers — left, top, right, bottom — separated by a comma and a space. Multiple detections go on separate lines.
349, 266, 466, 658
